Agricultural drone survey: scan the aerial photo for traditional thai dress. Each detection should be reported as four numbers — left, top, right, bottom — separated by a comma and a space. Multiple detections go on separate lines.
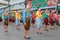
53, 14, 58, 25
4, 14, 9, 26
22, 9, 31, 30
43, 12, 49, 25
15, 13, 20, 25
36, 11, 42, 28
49, 13, 54, 25
31, 14, 36, 24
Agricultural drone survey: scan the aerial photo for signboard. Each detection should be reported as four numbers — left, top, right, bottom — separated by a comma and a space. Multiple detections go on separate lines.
10, 0, 25, 5
10, 3, 25, 10
48, 0, 57, 6
32, 0, 47, 8
10, 0, 25, 10
32, 0, 57, 9
58, 4, 60, 11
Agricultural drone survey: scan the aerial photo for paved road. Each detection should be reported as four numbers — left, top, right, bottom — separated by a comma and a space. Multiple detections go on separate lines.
0, 22, 60, 40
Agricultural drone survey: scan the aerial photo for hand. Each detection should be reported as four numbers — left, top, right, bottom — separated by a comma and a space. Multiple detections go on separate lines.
24, 23, 26, 26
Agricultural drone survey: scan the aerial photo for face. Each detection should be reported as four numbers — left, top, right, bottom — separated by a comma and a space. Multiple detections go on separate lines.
46, 9, 48, 13
26, 4, 30, 9
38, 8, 41, 11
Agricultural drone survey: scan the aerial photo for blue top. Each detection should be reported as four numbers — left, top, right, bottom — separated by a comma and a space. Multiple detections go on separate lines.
4, 15, 9, 19
22, 9, 31, 23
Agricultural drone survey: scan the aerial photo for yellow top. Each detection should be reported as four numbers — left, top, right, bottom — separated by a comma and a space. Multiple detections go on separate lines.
36, 11, 42, 19
15, 13, 21, 19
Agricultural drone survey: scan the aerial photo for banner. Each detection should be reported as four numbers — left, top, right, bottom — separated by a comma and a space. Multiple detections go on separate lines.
48, 0, 57, 6
32, 0, 57, 9
32, 0, 47, 8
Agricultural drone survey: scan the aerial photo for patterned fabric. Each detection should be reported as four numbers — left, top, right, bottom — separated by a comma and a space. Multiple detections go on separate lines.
36, 11, 42, 19
15, 13, 20, 19
22, 9, 31, 23
24, 17, 30, 30
44, 12, 49, 18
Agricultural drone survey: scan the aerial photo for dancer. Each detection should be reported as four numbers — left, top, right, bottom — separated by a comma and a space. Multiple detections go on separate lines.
31, 11, 36, 27
36, 7, 42, 34
22, 4, 31, 39
53, 11, 59, 28
49, 10, 54, 30
4, 9, 9, 32
43, 9, 49, 31
15, 11, 21, 30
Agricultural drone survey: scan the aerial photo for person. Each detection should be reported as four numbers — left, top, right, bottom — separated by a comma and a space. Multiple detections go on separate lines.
53, 11, 59, 28
4, 9, 9, 32
43, 9, 49, 31
36, 7, 42, 34
15, 11, 21, 30
49, 11, 54, 30
31, 11, 36, 27
22, 4, 31, 39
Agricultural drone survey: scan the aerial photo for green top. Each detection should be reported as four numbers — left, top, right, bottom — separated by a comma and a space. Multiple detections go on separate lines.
43, 12, 49, 18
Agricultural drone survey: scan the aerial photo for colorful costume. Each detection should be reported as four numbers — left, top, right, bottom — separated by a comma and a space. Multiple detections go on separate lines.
36, 11, 42, 28
49, 13, 54, 25
31, 14, 36, 24
43, 12, 49, 25
15, 13, 20, 25
4, 14, 9, 26
53, 14, 58, 25
22, 9, 31, 30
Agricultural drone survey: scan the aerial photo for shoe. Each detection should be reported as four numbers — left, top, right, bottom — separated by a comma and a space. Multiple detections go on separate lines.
24, 36, 31, 39
37, 32, 42, 34
50, 28, 54, 30
16, 28, 20, 30
4, 30, 8, 32
44, 29, 49, 31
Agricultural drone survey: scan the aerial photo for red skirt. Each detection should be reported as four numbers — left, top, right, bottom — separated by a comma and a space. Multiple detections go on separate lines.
49, 19, 54, 25
44, 18, 48, 25
32, 19, 35, 24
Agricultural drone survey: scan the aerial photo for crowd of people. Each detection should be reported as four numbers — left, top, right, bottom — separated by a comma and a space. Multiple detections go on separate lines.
2, 4, 59, 39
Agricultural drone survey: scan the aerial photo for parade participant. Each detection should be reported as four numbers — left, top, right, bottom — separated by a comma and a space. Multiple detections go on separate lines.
36, 7, 42, 34
43, 9, 49, 31
49, 11, 54, 30
4, 9, 9, 32
15, 11, 21, 30
31, 11, 36, 27
22, 4, 31, 39
53, 11, 59, 28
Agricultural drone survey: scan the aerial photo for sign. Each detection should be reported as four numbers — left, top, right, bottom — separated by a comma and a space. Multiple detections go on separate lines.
32, 0, 57, 9
10, 0, 25, 5
48, 0, 57, 6
10, 3, 25, 10
32, 0, 47, 8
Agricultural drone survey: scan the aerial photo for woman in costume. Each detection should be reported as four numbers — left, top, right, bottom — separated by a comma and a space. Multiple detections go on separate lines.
15, 11, 21, 30
49, 11, 54, 30
43, 9, 49, 31
22, 4, 31, 39
53, 11, 59, 28
31, 11, 36, 27
36, 7, 42, 34
4, 9, 9, 32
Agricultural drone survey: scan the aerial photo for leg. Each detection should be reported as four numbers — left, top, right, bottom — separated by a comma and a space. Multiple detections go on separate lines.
4, 25, 8, 32
16, 25, 20, 30
44, 23, 48, 31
